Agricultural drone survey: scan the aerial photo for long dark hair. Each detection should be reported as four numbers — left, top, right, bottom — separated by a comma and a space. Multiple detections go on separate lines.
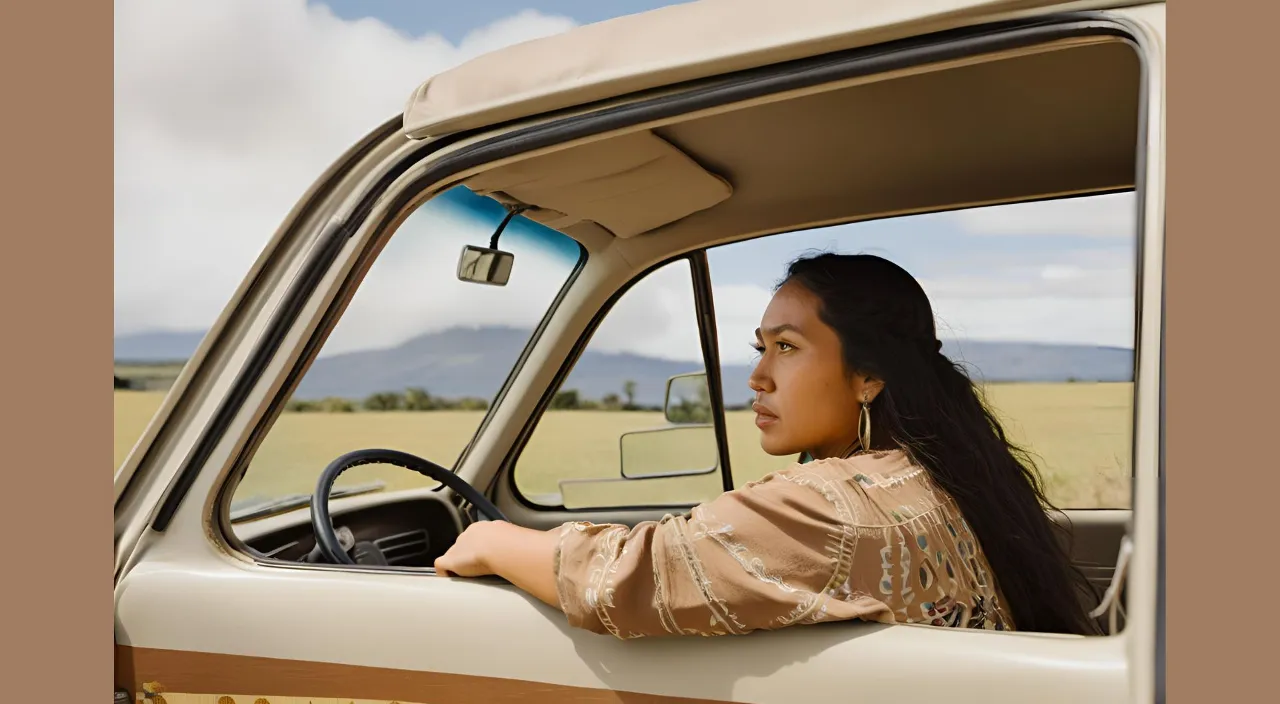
781, 252, 1101, 636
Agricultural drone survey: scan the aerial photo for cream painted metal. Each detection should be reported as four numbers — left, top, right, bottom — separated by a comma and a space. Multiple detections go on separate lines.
403, 0, 1140, 139
117, 553, 1127, 702
114, 2, 1165, 702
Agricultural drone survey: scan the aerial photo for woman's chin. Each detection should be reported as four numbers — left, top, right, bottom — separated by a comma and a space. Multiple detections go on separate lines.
758, 437, 800, 457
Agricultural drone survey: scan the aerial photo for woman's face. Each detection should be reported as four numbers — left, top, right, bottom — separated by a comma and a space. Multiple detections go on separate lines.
748, 280, 882, 459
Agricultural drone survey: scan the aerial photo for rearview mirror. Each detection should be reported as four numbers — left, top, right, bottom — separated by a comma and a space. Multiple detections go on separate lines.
456, 245, 514, 286
664, 372, 712, 425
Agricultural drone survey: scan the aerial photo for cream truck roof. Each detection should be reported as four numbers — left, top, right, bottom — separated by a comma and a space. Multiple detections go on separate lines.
402, 0, 1138, 139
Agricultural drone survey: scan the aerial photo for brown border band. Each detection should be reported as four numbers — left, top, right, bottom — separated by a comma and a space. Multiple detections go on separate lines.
116, 645, 731, 703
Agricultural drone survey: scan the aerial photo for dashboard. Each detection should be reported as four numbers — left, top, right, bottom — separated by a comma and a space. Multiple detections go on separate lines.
231, 490, 464, 569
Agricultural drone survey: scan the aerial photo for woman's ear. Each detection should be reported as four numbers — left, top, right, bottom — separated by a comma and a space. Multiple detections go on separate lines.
862, 376, 886, 403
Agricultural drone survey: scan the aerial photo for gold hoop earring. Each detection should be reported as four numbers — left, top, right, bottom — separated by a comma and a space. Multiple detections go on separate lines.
858, 400, 872, 452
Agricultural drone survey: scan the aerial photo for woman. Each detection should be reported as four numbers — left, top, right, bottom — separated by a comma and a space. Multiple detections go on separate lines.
435, 253, 1100, 637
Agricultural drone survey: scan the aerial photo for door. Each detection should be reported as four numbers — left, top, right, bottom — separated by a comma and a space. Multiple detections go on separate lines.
115, 8, 1166, 704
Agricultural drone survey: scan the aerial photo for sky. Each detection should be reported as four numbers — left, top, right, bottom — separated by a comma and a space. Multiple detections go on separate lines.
114, 0, 1139, 365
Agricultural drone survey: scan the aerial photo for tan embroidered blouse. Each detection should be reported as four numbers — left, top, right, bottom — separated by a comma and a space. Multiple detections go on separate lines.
553, 449, 1013, 638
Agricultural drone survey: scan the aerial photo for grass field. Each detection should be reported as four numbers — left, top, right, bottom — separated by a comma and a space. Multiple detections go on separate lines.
114, 362, 185, 377
115, 382, 1132, 510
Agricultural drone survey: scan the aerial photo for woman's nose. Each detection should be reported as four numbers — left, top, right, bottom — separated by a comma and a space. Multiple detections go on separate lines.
748, 364, 771, 394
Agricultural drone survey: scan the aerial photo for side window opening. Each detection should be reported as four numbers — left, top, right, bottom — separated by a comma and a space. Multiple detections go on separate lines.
706, 192, 1138, 509
512, 257, 727, 510
508, 192, 1136, 515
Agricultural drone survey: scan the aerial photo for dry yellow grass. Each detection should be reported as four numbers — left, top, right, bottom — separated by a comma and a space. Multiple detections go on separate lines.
115, 382, 1132, 509
114, 390, 170, 469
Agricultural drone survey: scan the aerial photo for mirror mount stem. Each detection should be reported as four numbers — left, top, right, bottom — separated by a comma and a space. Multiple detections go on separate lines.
489, 204, 531, 250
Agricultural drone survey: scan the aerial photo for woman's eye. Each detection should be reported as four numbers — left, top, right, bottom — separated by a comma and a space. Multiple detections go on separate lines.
750, 341, 794, 355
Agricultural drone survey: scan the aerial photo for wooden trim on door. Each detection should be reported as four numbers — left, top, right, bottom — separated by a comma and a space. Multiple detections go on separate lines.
116, 645, 731, 704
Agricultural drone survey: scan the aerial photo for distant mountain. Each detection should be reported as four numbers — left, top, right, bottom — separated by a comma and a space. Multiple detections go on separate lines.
291, 326, 712, 406
292, 326, 1133, 406
114, 325, 1133, 404
114, 330, 205, 363
937, 340, 1134, 385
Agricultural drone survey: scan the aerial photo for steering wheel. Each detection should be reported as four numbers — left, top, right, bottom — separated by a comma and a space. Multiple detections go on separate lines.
310, 448, 507, 565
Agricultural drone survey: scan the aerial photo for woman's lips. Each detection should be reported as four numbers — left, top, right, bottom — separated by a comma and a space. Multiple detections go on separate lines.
752, 402, 779, 428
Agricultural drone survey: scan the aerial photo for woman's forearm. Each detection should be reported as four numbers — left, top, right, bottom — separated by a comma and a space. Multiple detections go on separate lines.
478, 522, 564, 610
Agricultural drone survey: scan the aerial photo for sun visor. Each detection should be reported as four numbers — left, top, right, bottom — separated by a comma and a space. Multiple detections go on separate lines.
462, 130, 732, 239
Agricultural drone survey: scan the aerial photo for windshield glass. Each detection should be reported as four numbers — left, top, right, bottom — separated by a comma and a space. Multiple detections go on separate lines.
158, 186, 581, 509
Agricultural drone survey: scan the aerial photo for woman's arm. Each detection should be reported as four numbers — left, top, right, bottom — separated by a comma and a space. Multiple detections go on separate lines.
434, 520, 564, 610
435, 466, 894, 638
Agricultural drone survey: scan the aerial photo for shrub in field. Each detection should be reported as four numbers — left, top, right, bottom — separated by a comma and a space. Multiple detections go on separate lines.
551, 389, 581, 410
287, 397, 355, 412
404, 387, 434, 411
319, 397, 355, 413
363, 392, 405, 411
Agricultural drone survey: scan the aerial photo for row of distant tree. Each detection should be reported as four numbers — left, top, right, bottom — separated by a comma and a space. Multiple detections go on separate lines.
286, 387, 489, 413
285, 381, 750, 415
285, 382, 650, 414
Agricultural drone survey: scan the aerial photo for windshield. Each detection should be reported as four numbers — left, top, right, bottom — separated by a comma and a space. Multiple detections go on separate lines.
116, 186, 584, 511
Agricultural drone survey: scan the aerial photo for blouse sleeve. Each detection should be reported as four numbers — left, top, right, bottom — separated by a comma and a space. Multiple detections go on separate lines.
551, 466, 895, 638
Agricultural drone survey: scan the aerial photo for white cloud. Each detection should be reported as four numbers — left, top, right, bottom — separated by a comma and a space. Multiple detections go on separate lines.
588, 260, 704, 362
1040, 264, 1086, 281
916, 248, 1137, 347
930, 295, 1135, 348
572, 267, 780, 366
317, 204, 582, 357
709, 284, 778, 363
917, 262, 1135, 301
695, 280, 1137, 356
570, 236, 1139, 366
892, 250, 1137, 348
945, 191, 1137, 238
115, 1, 1140, 362
114, 0, 575, 336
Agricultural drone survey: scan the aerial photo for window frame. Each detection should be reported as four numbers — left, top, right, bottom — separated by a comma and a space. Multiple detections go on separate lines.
505, 251, 738, 512
485, 22, 1154, 518
212, 187, 590, 558
506, 184, 1145, 513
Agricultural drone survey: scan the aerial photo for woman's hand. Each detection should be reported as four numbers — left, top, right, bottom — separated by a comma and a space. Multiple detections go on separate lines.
434, 520, 504, 577
434, 519, 565, 611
